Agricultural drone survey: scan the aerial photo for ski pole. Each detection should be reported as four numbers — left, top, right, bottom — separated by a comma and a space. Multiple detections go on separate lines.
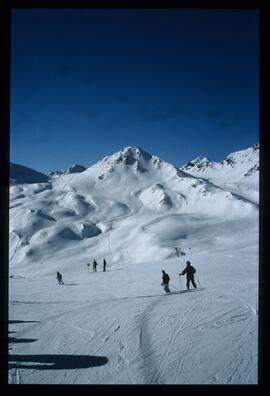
195, 274, 201, 287
179, 275, 182, 290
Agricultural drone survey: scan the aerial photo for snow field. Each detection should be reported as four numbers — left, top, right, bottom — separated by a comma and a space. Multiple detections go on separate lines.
9, 245, 258, 384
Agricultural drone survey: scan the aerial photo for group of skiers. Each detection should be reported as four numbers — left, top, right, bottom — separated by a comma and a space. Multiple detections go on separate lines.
57, 259, 198, 292
56, 258, 108, 284
161, 261, 197, 293
87, 258, 107, 272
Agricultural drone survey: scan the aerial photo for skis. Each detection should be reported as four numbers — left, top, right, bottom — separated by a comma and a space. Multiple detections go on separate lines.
163, 287, 204, 296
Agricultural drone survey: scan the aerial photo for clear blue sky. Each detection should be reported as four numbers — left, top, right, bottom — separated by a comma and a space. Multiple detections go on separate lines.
10, 9, 259, 174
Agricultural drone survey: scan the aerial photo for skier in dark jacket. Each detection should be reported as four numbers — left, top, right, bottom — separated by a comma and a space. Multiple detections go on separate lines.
56, 271, 64, 285
179, 261, 197, 290
103, 258, 107, 272
93, 260, 98, 272
161, 270, 171, 293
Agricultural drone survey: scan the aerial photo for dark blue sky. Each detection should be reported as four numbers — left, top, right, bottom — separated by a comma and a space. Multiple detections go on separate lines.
11, 9, 259, 173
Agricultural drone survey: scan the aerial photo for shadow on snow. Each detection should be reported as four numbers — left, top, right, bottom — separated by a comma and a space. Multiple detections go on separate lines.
9, 320, 40, 324
9, 354, 109, 370
94, 287, 205, 302
9, 337, 37, 344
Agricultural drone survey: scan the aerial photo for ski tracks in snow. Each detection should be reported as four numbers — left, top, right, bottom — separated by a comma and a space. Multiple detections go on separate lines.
227, 293, 258, 316
137, 291, 207, 384
151, 296, 206, 384
9, 285, 257, 384
69, 324, 95, 338
138, 288, 256, 384
173, 298, 208, 384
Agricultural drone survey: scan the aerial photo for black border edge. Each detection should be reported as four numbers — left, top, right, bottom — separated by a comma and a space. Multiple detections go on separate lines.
1, 0, 270, 393
259, 0, 270, 388
0, 0, 10, 389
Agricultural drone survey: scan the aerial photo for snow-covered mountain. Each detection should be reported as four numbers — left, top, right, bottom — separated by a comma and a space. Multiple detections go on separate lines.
9, 144, 259, 384
180, 143, 259, 203
9, 145, 258, 267
48, 164, 86, 177
10, 163, 49, 184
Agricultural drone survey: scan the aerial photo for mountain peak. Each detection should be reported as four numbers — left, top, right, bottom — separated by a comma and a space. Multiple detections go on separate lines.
114, 146, 152, 163
182, 156, 211, 171
63, 164, 86, 174
100, 146, 153, 167
48, 164, 86, 177
88, 145, 179, 179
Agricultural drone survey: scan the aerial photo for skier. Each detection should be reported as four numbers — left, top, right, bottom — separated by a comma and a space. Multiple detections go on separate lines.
56, 272, 64, 285
87, 263, 90, 272
103, 258, 107, 272
93, 259, 98, 272
161, 270, 171, 293
179, 261, 197, 290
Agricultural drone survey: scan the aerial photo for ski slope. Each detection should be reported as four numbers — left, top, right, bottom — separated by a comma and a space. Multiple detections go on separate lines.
9, 145, 259, 384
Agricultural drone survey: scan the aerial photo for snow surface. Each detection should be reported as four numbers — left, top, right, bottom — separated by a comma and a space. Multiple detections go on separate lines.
9, 145, 259, 384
